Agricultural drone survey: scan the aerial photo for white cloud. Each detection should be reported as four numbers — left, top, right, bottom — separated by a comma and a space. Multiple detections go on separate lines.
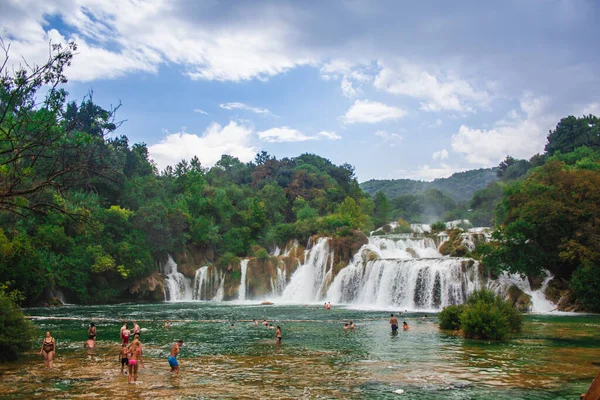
374, 130, 403, 143
193, 109, 208, 115
342, 99, 407, 124
404, 164, 467, 181
219, 102, 272, 115
582, 103, 600, 116
257, 127, 341, 143
432, 149, 449, 160
148, 121, 257, 171
341, 77, 358, 98
0, 0, 317, 83
257, 127, 313, 143
317, 131, 342, 140
429, 119, 443, 128
374, 62, 490, 112
450, 94, 553, 166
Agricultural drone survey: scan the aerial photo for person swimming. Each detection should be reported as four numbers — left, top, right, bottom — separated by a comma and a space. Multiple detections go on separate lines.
262, 319, 268, 326
390, 314, 399, 333
403, 321, 409, 331
349, 321, 355, 329
344, 323, 349, 331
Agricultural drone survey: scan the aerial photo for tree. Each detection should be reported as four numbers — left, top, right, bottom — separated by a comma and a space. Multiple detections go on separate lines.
0, 40, 119, 216
372, 191, 391, 228
545, 115, 600, 156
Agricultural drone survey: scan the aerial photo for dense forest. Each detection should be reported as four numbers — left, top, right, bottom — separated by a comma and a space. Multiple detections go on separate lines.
1, 43, 599, 313
361, 168, 497, 203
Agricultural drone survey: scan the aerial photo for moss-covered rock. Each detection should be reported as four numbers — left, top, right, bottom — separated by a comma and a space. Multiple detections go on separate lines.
506, 285, 532, 312
174, 245, 216, 279
405, 247, 418, 258
129, 272, 165, 301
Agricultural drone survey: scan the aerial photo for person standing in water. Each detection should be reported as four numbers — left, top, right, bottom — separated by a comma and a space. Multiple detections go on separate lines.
120, 322, 130, 345
40, 331, 56, 368
133, 321, 141, 337
127, 340, 143, 384
403, 321, 409, 331
327, 302, 331, 310
275, 326, 282, 344
119, 344, 129, 375
164, 320, 169, 329
349, 321, 355, 330
88, 322, 96, 341
389, 314, 399, 333
168, 340, 184, 375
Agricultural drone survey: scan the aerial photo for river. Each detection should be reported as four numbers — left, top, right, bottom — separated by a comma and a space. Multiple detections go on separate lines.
1, 302, 599, 399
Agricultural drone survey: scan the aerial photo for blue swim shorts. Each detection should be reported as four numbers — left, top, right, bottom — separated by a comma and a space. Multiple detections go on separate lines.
168, 355, 179, 367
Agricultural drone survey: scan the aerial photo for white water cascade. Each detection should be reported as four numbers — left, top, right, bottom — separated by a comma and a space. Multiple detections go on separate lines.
238, 259, 249, 301
280, 238, 334, 303
487, 270, 556, 313
163, 255, 193, 301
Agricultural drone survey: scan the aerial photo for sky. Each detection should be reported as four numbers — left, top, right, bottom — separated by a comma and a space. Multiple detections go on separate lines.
1, 0, 599, 182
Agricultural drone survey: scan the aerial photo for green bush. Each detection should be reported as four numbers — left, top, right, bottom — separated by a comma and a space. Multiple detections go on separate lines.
431, 221, 446, 232
0, 286, 36, 361
438, 289, 522, 341
438, 304, 464, 330
570, 262, 600, 312
254, 247, 270, 261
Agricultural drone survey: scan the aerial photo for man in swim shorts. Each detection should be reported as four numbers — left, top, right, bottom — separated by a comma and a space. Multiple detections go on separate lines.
168, 340, 184, 375
389, 313, 399, 333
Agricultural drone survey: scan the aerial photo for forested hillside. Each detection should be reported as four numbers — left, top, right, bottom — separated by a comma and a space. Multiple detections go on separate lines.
0, 44, 383, 305
361, 168, 497, 203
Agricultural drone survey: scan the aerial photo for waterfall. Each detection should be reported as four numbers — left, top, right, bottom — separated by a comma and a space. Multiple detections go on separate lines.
487, 270, 556, 313
280, 238, 333, 303
238, 259, 249, 301
162, 254, 193, 301
271, 261, 288, 296
327, 258, 481, 310
213, 274, 225, 301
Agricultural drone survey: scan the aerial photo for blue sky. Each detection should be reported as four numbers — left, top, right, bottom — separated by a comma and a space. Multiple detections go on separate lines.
1, 0, 599, 181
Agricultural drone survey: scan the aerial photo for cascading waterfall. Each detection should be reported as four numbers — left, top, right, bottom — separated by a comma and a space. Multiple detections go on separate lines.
271, 260, 288, 296
238, 259, 249, 301
163, 254, 193, 301
213, 274, 225, 301
326, 258, 481, 310
487, 270, 556, 313
280, 238, 333, 303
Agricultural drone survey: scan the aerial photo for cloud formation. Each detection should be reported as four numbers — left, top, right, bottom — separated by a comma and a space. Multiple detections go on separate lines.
343, 100, 407, 124
148, 121, 257, 171
220, 102, 272, 115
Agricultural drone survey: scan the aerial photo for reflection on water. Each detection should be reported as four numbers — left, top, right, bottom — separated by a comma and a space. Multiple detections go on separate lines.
0, 302, 598, 399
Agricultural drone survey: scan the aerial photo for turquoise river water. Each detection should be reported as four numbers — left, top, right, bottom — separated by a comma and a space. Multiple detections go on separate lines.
0, 302, 599, 399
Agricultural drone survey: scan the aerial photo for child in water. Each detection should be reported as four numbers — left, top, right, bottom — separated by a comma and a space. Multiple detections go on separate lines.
119, 344, 129, 375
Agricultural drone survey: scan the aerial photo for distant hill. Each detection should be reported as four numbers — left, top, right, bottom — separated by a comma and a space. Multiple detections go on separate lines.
361, 168, 498, 203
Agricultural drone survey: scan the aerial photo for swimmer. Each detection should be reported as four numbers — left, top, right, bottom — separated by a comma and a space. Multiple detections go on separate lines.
349, 321, 355, 329
269, 324, 275, 329
119, 343, 129, 375
127, 340, 143, 383
344, 323, 349, 331
403, 321, 409, 331
253, 319, 258, 326
275, 326, 282, 344
390, 314, 399, 333
40, 331, 56, 368
262, 319, 268, 327
324, 303, 327, 310
327, 302, 331, 310
168, 340, 184, 375
231, 323, 235, 328
164, 320, 169, 329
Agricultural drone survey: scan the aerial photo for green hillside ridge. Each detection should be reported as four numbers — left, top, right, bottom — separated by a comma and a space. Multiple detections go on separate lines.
361, 168, 498, 203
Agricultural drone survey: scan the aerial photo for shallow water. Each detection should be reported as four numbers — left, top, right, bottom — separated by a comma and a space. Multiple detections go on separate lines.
1, 302, 599, 399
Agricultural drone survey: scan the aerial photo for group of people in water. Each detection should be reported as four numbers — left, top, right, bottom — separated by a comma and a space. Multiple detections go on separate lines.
39, 307, 414, 382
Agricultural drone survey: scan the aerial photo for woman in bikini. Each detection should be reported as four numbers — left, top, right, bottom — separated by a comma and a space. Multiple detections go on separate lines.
275, 326, 282, 345
39, 331, 56, 368
88, 322, 96, 341
127, 340, 143, 384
